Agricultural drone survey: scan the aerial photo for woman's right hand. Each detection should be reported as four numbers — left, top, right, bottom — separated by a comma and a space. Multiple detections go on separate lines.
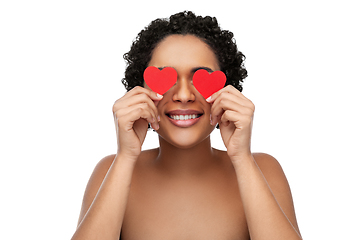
112, 86, 162, 160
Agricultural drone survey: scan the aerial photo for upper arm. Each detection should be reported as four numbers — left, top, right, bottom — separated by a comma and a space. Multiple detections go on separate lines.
77, 154, 116, 226
253, 153, 301, 235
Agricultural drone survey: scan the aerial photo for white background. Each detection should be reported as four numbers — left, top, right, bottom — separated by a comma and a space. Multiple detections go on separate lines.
1, 0, 359, 239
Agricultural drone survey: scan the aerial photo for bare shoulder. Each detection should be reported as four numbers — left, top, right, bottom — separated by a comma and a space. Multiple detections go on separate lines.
85, 149, 159, 193
77, 149, 159, 226
86, 154, 117, 190
253, 152, 280, 166
252, 152, 290, 193
214, 150, 285, 180
252, 152, 301, 234
90, 148, 159, 180
76, 154, 116, 225
93, 154, 117, 175
93, 148, 159, 173
252, 152, 284, 175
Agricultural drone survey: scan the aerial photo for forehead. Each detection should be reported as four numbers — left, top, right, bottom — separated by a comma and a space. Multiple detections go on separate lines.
148, 34, 220, 71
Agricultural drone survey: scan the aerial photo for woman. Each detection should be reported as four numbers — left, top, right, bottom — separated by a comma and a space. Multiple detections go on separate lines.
71, 11, 302, 240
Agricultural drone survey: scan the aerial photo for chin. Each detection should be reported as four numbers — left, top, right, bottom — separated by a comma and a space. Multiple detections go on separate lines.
157, 125, 215, 149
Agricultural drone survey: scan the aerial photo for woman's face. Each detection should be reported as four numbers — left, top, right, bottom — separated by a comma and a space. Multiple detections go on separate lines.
147, 34, 220, 149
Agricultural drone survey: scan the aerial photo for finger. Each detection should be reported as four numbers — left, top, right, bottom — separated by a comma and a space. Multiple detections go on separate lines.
114, 87, 162, 113
124, 86, 163, 101
220, 110, 239, 124
205, 85, 237, 102
117, 101, 157, 117
210, 90, 255, 113
220, 110, 252, 129
115, 102, 158, 124
113, 90, 162, 120
131, 106, 159, 130
118, 94, 159, 115
210, 98, 236, 125
117, 105, 158, 131
206, 85, 251, 106
212, 96, 254, 115
210, 93, 253, 125
115, 92, 161, 110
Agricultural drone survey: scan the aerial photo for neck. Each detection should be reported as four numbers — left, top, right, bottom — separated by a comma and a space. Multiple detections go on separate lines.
155, 136, 218, 176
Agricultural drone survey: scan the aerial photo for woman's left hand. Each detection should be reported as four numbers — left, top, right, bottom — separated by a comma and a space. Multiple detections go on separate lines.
206, 85, 255, 161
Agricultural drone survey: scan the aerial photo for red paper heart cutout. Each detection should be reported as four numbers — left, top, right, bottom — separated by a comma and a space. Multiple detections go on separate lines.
143, 66, 177, 95
193, 70, 226, 99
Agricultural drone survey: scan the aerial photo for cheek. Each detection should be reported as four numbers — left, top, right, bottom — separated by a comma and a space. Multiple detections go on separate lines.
203, 102, 212, 115
155, 98, 167, 115
144, 82, 150, 90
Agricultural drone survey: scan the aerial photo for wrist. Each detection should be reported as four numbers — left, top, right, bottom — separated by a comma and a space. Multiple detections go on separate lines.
229, 152, 254, 166
115, 151, 139, 166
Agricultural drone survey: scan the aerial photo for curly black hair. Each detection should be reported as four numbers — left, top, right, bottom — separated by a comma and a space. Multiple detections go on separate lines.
122, 11, 247, 92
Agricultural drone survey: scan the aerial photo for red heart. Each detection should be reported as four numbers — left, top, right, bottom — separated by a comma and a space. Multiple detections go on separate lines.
143, 66, 177, 95
193, 70, 226, 99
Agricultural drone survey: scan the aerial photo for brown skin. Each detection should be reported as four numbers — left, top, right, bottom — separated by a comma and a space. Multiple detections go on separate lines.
72, 35, 301, 240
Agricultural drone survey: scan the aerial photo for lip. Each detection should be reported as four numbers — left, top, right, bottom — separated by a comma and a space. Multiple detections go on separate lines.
165, 109, 204, 128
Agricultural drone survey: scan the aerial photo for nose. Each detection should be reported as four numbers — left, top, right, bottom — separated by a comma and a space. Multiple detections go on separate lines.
172, 76, 196, 103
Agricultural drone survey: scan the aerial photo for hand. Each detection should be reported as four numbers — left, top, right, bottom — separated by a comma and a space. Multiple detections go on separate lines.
206, 86, 255, 160
112, 86, 162, 159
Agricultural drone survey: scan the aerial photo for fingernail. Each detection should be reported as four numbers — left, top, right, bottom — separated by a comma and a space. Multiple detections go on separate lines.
157, 115, 160, 121
157, 93, 163, 99
206, 96, 212, 102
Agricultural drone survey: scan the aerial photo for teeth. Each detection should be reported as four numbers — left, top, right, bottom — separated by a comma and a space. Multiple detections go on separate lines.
170, 114, 199, 120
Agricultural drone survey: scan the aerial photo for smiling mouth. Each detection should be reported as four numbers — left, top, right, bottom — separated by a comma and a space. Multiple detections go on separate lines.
168, 114, 202, 120
165, 110, 204, 127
